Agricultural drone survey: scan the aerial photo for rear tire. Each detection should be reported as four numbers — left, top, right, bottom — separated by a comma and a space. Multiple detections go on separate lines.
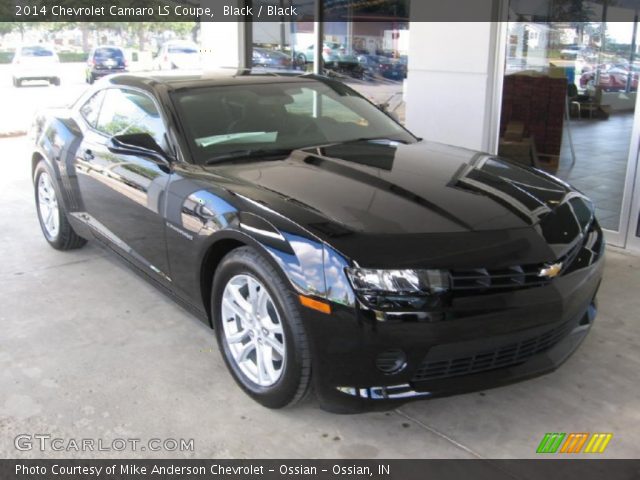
34, 160, 87, 251
211, 246, 311, 409
50, 77, 61, 86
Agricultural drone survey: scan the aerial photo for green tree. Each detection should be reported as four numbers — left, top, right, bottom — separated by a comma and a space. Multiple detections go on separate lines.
0, 22, 28, 40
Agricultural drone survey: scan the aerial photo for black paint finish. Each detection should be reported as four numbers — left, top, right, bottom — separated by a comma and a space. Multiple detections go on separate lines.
31, 73, 604, 412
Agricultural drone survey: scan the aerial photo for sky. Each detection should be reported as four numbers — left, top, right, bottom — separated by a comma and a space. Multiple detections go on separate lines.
606, 22, 636, 44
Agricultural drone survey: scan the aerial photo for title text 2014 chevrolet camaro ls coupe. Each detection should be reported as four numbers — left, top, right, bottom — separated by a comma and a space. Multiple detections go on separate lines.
31, 73, 604, 413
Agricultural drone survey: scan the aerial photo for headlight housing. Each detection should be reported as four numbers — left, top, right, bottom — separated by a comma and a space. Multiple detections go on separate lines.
345, 268, 450, 310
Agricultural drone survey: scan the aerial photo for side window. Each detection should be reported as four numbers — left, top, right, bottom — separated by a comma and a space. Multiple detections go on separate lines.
96, 89, 166, 147
79, 90, 105, 127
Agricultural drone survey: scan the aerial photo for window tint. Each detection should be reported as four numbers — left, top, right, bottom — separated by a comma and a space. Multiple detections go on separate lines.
94, 47, 124, 60
96, 89, 165, 146
21, 46, 54, 57
79, 91, 105, 127
168, 45, 198, 54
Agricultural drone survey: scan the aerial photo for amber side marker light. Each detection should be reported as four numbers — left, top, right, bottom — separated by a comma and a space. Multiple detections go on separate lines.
299, 295, 332, 314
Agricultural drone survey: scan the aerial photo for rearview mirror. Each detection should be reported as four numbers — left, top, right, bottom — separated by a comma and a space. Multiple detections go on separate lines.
107, 133, 172, 165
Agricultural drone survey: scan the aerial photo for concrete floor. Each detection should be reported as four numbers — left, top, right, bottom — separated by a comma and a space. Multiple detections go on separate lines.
1, 135, 639, 459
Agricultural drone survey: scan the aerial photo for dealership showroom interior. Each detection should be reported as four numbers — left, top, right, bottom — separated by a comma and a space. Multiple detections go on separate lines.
1, 0, 640, 468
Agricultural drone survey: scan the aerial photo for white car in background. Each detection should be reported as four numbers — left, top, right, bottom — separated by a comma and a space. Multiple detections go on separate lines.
155, 40, 201, 70
12, 45, 61, 87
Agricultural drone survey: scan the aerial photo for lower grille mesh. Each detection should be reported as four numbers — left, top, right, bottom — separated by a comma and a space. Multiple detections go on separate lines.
411, 321, 573, 382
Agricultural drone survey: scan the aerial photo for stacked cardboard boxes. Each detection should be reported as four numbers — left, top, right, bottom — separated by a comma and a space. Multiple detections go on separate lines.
500, 73, 566, 172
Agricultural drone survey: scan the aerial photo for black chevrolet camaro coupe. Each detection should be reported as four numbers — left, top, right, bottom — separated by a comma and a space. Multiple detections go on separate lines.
31, 73, 604, 412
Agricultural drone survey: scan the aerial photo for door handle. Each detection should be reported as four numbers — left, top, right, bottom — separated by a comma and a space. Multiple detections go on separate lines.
83, 149, 94, 161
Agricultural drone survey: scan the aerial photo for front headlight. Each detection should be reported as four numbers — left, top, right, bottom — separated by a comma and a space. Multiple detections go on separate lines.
346, 268, 450, 296
345, 268, 450, 311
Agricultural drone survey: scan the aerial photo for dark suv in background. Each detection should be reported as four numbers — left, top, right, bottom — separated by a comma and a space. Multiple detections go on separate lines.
85, 46, 127, 84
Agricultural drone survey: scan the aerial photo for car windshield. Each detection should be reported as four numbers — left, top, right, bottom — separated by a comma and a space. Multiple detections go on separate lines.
168, 45, 198, 54
171, 79, 416, 164
21, 46, 54, 57
95, 47, 124, 60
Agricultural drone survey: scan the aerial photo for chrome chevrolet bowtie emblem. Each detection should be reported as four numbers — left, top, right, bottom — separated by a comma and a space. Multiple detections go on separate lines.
539, 262, 563, 278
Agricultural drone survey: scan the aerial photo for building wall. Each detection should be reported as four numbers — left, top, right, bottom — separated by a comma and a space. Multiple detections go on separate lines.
200, 22, 243, 70
405, 13, 504, 152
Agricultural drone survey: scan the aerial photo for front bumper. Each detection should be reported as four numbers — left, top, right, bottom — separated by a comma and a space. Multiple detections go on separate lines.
302, 257, 603, 413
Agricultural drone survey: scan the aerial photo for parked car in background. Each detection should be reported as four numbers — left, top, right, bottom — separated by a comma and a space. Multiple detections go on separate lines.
358, 54, 406, 81
358, 54, 393, 78
295, 42, 342, 65
12, 45, 61, 87
86, 46, 128, 84
560, 45, 597, 62
30, 72, 604, 413
580, 65, 639, 91
252, 47, 294, 70
155, 40, 201, 70
560, 44, 581, 59
324, 54, 366, 79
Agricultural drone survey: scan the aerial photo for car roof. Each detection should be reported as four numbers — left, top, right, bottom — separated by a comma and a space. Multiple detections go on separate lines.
106, 71, 325, 92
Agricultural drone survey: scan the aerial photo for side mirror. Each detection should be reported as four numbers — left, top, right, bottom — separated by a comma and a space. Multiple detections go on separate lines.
107, 133, 172, 165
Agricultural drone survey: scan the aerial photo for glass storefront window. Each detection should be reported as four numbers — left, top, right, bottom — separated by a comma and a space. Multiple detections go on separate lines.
250, 1, 316, 74
320, 0, 409, 122
250, 1, 409, 123
501, 1, 639, 232
321, 20, 409, 122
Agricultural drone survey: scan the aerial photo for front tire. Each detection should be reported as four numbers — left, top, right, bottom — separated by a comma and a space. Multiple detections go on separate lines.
212, 246, 311, 409
34, 161, 87, 250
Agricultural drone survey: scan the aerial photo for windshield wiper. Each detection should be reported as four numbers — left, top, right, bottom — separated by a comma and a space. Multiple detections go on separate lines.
205, 148, 294, 165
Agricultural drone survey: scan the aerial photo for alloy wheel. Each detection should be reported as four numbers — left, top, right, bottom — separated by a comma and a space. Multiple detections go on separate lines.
37, 171, 60, 239
221, 274, 286, 387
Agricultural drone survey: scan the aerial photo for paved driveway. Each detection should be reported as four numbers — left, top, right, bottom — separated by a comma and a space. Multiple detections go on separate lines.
0, 136, 639, 459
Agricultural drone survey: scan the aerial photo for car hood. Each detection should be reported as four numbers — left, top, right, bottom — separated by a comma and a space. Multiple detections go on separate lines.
206, 141, 592, 266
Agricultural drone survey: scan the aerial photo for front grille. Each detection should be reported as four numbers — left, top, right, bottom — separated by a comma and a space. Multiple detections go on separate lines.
448, 219, 602, 297
411, 321, 572, 382
450, 265, 550, 294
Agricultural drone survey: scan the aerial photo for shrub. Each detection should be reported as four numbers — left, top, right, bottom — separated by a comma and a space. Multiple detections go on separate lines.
58, 52, 88, 63
0, 51, 15, 64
